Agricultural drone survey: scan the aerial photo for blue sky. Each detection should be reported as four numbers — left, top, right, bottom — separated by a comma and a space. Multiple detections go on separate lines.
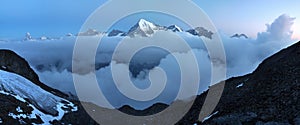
0, 0, 299, 39
194, 0, 300, 39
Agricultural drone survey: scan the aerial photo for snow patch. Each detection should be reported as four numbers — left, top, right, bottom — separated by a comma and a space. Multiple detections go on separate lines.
67, 101, 78, 112
0, 117, 2, 123
8, 112, 27, 119
202, 111, 219, 122
236, 83, 244, 88
1, 66, 7, 69
16, 106, 23, 113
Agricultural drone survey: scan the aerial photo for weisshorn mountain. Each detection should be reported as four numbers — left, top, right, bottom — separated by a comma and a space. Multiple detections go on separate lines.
83, 19, 214, 39
0, 40, 299, 124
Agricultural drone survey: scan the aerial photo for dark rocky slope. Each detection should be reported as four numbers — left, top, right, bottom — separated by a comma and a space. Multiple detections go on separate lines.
116, 41, 300, 125
177, 41, 300, 125
0, 50, 68, 98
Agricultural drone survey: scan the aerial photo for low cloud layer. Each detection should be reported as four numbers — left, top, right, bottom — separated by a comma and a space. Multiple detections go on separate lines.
0, 14, 298, 109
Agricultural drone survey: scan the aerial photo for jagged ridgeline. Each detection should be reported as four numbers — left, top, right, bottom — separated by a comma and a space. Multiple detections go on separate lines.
78, 19, 214, 39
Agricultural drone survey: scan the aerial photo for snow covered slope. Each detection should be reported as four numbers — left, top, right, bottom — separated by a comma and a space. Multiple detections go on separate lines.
0, 70, 77, 124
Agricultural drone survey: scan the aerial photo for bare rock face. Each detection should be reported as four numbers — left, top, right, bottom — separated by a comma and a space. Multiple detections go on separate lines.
0, 50, 68, 98
0, 50, 39, 84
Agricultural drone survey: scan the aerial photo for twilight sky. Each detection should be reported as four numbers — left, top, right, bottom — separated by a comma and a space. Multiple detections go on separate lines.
0, 0, 299, 39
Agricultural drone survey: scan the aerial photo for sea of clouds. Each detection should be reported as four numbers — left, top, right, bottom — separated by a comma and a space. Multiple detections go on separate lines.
0, 14, 298, 109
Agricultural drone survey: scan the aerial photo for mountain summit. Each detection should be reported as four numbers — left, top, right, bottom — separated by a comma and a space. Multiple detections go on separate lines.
124, 19, 166, 37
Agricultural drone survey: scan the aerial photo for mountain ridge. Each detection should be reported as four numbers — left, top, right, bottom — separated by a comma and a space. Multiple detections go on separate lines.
76, 19, 214, 39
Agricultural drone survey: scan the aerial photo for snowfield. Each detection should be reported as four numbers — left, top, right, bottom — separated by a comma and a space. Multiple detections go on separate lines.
0, 70, 77, 124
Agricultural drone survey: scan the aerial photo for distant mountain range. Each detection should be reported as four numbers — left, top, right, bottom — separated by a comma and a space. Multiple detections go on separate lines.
78, 19, 214, 39
19, 19, 251, 41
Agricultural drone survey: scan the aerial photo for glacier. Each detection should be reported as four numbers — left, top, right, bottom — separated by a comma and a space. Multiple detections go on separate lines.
0, 70, 77, 124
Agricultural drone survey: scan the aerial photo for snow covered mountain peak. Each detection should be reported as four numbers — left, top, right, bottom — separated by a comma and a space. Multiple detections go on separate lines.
137, 19, 158, 31
125, 19, 165, 37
